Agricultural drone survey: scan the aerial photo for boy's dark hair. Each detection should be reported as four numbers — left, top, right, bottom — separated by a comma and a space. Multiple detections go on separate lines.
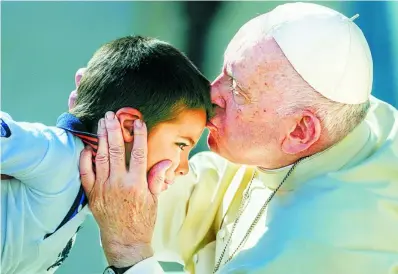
71, 35, 213, 131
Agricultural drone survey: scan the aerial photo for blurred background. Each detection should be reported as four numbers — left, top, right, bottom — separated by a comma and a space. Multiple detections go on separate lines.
2, 1, 398, 273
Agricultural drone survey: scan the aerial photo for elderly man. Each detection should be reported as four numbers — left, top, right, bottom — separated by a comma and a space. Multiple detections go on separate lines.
79, 2, 398, 274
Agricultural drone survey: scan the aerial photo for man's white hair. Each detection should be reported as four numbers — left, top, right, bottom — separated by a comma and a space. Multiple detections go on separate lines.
278, 82, 370, 143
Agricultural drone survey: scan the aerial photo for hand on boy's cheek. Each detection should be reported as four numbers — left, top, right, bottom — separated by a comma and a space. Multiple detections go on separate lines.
147, 160, 173, 195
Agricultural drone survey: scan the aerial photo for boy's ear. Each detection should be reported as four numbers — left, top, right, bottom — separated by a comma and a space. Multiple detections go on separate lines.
115, 107, 143, 143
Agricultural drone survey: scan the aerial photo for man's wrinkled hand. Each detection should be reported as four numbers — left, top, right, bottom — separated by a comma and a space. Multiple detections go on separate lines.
79, 112, 171, 267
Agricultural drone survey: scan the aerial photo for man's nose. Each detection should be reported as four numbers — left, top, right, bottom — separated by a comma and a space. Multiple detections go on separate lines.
210, 75, 226, 109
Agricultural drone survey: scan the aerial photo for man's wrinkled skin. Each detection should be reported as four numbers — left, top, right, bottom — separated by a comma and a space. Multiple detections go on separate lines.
79, 114, 171, 267
208, 36, 323, 169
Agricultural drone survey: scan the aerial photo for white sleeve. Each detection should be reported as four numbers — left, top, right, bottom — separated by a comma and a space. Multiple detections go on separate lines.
0, 111, 79, 194
1, 111, 51, 179
123, 258, 165, 274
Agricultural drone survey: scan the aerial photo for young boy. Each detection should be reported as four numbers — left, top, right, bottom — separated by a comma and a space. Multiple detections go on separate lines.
1, 35, 213, 273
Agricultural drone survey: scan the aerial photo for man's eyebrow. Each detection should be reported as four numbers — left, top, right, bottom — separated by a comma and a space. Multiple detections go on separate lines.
225, 64, 240, 83
179, 136, 195, 146
224, 65, 248, 91
223, 65, 232, 77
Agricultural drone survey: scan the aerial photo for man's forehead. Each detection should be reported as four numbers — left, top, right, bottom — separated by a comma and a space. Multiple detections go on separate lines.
224, 36, 272, 77
224, 22, 273, 67
225, 36, 257, 67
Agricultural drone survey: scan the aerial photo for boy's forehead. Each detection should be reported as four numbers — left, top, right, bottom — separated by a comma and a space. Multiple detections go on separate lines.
152, 110, 205, 145
175, 109, 206, 123
157, 109, 206, 129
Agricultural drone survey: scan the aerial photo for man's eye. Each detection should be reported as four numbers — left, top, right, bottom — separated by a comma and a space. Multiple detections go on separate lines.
176, 143, 188, 151
229, 77, 249, 105
229, 78, 240, 95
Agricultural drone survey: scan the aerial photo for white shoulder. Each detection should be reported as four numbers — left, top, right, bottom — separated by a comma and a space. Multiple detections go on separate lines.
188, 151, 230, 179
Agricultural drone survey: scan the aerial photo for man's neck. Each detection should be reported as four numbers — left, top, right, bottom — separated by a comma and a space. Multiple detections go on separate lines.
257, 137, 332, 170
256, 121, 372, 191
257, 164, 293, 172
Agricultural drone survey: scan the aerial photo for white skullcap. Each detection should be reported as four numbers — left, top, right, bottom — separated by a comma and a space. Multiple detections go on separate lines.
265, 2, 373, 104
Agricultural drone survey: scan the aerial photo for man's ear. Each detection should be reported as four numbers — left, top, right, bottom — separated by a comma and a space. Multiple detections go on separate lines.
281, 110, 321, 155
115, 107, 143, 143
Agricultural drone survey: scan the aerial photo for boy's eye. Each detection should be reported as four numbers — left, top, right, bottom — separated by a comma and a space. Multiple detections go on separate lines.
176, 143, 188, 151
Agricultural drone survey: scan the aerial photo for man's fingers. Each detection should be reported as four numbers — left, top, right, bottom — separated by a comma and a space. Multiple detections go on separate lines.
129, 120, 148, 181
104, 112, 126, 177
75, 67, 87, 87
69, 68, 87, 110
79, 146, 96, 195
147, 160, 172, 195
95, 118, 110, 186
